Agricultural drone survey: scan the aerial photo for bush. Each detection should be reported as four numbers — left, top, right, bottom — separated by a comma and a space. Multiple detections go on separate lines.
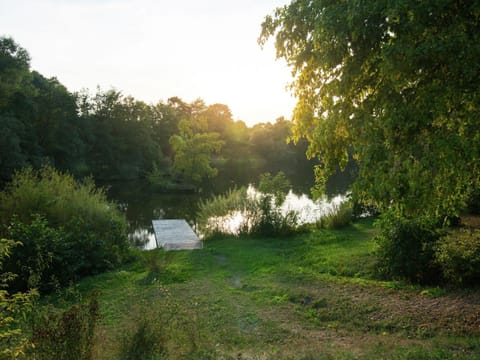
435, 229, 480, 286
4, 215, 66, 292
0, 238, 37, 359
374, 211, 443, 284
0, 166, 129, 292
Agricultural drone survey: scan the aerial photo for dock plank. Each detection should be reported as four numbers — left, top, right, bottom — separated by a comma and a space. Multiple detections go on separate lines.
152, 219, 202, 250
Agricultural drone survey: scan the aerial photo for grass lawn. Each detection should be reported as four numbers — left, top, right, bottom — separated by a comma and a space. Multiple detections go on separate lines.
60, 218, 480, 359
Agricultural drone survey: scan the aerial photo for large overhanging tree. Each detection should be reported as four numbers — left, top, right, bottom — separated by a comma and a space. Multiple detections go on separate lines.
260, 0, 480, 218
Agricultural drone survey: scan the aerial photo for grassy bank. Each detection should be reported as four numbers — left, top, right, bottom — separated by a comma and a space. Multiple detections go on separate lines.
54, 219, 480, 359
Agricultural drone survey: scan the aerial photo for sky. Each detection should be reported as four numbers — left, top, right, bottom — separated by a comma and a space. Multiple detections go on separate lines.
0, 0, 296, 126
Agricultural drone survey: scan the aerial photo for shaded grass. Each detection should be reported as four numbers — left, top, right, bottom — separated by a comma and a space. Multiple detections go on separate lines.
49, 218, 480, 359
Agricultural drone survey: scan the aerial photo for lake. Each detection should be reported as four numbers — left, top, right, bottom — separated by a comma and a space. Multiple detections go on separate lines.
102, 175, 350, 250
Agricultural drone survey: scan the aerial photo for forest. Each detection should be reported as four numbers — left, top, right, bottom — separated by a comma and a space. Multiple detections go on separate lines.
0, 36, 316, 190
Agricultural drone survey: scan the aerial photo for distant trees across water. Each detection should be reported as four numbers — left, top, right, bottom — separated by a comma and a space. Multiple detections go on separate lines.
0, 36, 317, 190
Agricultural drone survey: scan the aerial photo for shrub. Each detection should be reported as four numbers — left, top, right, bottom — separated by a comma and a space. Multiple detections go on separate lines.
435, 229, 480, 286
0, 238, 37, 359
4, 215, 65, 292
0, 166, 129, 292
374, 211, 443, 284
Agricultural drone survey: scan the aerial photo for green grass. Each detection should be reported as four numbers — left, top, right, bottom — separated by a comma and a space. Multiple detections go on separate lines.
49, 218, 480, 359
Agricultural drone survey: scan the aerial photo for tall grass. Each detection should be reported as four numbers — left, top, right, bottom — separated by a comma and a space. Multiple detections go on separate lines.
316, 201, 353, 229
197, 187, 299, 238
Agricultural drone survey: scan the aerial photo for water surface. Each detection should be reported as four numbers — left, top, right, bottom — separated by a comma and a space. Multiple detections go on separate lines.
103, 176, 349, 250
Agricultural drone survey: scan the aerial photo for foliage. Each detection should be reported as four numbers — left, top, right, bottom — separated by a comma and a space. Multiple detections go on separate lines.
316, 201, 353, 230
198, 181, 299, 238
146, 162, 172, 189
0, 166, 129, 292
435, 229, 480, 286
78, 90, 164, 180
258, 171, 291, 206
28, 295, 100, 360
0, 37, 319, 186
4, 215, 66, 292
0, 37, 31, 109
374, 212, 443, 283
170, 118, 224, 188
248, 192, 298, 237
197, 187, 249, 237
0, 239, 36, 360
253, 172, 299, 236
259, 1, 480, 219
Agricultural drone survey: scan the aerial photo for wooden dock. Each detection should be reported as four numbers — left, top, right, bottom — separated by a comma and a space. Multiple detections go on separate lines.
152, 219, 202, 250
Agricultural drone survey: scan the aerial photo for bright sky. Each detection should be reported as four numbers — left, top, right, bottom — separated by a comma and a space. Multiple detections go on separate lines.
0, 0, 296, 125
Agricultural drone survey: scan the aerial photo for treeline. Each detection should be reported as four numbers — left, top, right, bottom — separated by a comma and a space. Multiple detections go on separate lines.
0, 37, 314, 189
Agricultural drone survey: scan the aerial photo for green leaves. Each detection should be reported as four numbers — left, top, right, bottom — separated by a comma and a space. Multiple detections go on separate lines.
0, 166, 129, 292
170, 118, 224, 188
262, 0, 480, 218
0, 239, 37, 359
258, 171, 291, 206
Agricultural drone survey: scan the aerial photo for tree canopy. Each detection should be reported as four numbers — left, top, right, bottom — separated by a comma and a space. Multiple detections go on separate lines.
260, 0, 480, 218
170, 117, 224, 187
0, 36, 319, 190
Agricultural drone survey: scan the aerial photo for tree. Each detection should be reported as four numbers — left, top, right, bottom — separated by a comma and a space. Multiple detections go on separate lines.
260, 0, 480, 218
0, 37, 31, 110
202, 103, 233, 134
0, 115, 27, 181
151, 100, 182, 159
30, 72, 84, 173
219, 119, 252, 183
169, 117, 224, 188
80, 89, 161, 180
0, 37, 33, 181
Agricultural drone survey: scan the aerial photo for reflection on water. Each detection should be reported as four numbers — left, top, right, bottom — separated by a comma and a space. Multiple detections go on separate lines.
102, 180, 204, 250
103, 179, 349, 250
282, 191, 347, 223
129, 229, 157, 250
204, 186, 348, 236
